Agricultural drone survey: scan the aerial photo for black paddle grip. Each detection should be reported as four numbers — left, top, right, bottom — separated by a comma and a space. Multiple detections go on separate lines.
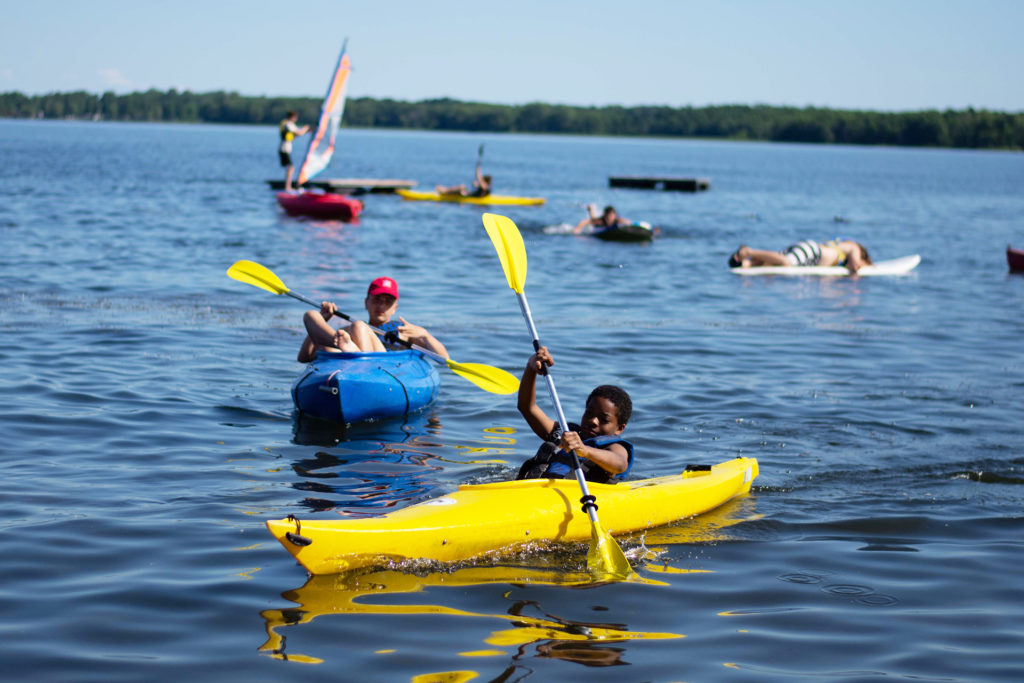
579, 494, 598, 514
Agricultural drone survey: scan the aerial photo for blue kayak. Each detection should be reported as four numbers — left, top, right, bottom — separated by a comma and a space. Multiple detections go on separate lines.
291, 350, 441, 424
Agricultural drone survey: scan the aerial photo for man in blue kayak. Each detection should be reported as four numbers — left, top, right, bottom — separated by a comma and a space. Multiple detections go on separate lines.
515, 346, 634, 484
297, 277, 448, 361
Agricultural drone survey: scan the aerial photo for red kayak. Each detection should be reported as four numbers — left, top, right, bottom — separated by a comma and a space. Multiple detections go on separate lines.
1008, 246, 1024, 273
276, 191, 362, 220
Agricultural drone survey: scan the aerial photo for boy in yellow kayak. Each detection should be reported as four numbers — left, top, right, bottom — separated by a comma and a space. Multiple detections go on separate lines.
516, 346, 633, 483
297, 277, 448, 361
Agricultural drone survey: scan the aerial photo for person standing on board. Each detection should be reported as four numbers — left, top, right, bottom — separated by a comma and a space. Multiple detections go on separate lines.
297, 277, 449, 361
279, 110, 310, 192
728, 240, 873, 274
435, 160, 492, 198
515, 346, 634, 484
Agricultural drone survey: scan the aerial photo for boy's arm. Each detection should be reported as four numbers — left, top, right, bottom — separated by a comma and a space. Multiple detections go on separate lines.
561, 432, 629, 474
517, 352, 555, 440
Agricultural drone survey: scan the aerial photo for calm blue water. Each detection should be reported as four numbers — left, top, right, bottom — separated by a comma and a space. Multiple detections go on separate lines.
2, 119, 1023, 681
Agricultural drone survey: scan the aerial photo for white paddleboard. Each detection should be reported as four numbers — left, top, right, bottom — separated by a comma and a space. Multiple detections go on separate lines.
731, 254, 920, 276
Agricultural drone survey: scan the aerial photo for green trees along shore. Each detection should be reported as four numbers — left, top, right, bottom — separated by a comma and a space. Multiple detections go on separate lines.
2, 89, 1021, 150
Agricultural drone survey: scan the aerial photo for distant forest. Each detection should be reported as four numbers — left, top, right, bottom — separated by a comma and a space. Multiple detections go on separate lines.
2, 89, 1022, 150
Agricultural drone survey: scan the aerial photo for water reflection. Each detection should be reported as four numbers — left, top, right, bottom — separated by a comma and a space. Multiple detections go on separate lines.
258, 563, 682, 668
288, 416, 517, 514
258, 498, 761, 670
288, 414, 449, 513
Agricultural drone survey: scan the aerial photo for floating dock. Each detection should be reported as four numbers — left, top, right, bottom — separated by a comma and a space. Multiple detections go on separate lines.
609, 176, 710, 192
266, 178, 417, 194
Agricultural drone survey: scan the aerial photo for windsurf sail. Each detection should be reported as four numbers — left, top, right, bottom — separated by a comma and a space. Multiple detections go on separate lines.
297, 41, 351, 186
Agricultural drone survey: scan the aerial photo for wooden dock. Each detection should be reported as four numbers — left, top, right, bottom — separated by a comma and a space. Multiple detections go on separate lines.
609, 176, 710, 192
266, 178, 417, 194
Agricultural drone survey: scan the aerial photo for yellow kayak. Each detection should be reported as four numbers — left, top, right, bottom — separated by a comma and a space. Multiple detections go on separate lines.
267, 457, 758, 575
396, 189, 545, 206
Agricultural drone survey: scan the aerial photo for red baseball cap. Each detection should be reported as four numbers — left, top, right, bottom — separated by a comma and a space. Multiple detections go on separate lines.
367, 277, 399, 299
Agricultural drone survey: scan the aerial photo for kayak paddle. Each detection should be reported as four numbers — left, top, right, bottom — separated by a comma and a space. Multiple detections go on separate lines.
481, 213, 635, 582
226, 259, 519, 395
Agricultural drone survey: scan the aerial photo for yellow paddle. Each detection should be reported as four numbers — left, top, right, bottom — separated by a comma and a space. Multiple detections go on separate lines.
226, 260, 519, 395
481, 213, 635, 582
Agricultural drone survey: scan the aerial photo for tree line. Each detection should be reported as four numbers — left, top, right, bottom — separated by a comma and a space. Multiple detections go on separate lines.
2, 88, 1022, 150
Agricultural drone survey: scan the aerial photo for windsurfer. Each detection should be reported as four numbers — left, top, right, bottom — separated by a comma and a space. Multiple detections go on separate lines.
279, 110, 310, 191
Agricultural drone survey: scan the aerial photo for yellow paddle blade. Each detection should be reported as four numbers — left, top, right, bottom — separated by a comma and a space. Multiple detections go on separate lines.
226, 260, 290, 296
587, 521, 635, 582
445, 359, 520, 395
482, 213, 527, 293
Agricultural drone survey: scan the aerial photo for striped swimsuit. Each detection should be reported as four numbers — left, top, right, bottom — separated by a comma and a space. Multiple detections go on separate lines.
784, 240, 822, 266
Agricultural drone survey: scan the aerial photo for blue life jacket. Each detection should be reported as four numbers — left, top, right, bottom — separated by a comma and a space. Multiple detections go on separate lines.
375, 320, 405, 351
516, 424, 634, 484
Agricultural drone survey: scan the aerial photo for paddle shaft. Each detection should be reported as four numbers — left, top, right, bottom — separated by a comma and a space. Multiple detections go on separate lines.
515, 292, 601, 525
284, 289, 447, 365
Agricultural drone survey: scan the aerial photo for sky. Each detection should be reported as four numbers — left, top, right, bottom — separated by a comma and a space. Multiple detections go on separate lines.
2, 0, 1022, 112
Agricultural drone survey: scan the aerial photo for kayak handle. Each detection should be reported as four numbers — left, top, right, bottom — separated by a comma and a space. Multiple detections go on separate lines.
285, 515, 313, 547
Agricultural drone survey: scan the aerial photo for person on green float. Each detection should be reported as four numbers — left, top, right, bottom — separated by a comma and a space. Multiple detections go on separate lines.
297, 277, 448, 361
573, 204, 632, 234
515, 346, 634, 484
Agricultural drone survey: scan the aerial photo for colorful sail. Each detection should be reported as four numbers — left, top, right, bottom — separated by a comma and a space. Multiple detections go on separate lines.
297, 42, 351, 186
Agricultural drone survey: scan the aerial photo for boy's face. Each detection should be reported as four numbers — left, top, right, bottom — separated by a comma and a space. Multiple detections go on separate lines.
579, 396, 624, 440
365, 294, 398, 325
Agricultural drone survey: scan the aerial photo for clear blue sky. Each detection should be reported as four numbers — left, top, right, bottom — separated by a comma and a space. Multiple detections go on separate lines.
2, 0, 1022, 112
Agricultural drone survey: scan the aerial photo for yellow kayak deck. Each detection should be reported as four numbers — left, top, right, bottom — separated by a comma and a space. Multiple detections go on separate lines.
396, 189, 545, 206
267, 457, 758, 575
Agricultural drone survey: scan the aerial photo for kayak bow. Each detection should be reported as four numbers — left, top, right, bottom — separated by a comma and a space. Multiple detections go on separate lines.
292, 350, 441, 424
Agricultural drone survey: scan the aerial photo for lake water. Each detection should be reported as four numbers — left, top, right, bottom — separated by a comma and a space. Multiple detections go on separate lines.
1, 119, 1022, 681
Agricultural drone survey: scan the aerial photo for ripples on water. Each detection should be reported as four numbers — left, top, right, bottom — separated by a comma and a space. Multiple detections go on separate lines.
1, 120, 1022, 680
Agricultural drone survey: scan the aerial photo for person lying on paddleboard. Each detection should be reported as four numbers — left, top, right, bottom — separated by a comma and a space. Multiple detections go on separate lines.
297, 277, 448, 361
516, 346, 633, 484
573, 204, 633, 234
435, 161, 492, 198
728, 239, 872, 274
